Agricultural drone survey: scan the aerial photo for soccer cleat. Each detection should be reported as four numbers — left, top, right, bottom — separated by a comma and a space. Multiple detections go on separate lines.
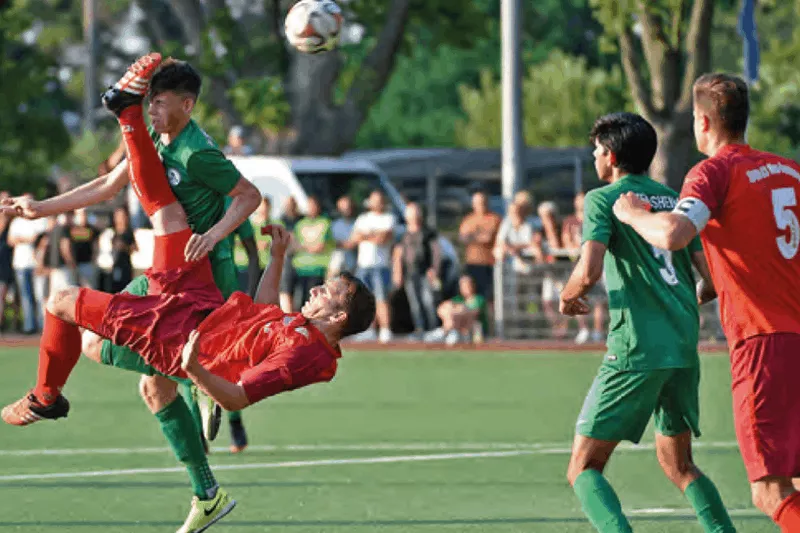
176, 487, 236, 533
101, 52, 162, 116
229, 418, 248, 454
1, 391, 70, 426
198, 392, 222, 442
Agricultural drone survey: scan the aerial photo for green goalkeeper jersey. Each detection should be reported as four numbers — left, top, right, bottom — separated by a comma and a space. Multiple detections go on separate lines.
150, 120, 242, 297
583, 174, 703, 371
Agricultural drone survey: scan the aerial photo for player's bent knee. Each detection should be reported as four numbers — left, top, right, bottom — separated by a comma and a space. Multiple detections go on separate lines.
81, 331, 104, 364
751, 479, 792, 516
138, 375, 178, 414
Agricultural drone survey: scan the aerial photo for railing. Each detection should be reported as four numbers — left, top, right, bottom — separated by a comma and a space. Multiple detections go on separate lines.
493, 254, 725, 342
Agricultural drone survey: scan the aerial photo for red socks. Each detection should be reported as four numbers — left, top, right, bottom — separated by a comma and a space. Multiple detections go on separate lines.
34, 311, 82, 404
775, 492, 800, 532
118, 105, 178, 216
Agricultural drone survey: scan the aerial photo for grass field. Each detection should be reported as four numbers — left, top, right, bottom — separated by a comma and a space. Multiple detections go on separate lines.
0, 347, 776, 532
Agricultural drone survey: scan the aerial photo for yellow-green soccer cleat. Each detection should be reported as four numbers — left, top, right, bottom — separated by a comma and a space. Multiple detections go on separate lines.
197, 388, 222, 442
176, 488, 236, 533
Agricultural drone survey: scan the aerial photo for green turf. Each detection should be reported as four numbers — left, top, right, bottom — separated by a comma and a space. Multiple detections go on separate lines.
0, 348, 774, 532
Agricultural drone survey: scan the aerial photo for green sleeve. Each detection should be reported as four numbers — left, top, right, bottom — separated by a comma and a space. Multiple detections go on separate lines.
186, 150, 241, 196
325, 219, 334, 249
582, 190, 613, 246
688, 234, 703, 253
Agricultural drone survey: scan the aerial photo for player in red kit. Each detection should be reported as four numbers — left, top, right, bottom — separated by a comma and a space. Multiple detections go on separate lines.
0, 53, 375, 531
613, 73, 800, 532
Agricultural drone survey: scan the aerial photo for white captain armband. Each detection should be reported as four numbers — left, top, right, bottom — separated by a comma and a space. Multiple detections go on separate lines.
672, 197, 710, 232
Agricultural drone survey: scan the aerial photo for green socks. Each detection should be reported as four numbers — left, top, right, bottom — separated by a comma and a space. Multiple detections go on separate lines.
179, 381, 204, 434
155, 396, 218, 499
684, 475, 736, 532
573, 469, 633, 533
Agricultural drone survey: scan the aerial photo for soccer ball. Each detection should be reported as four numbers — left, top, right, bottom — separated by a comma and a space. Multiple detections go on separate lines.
285, 0, 343, 54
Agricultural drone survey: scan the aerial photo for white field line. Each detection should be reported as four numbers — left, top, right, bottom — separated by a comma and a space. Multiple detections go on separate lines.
628, 507, 764, 518
0, 440, 740, 457
0, 440, 741, 482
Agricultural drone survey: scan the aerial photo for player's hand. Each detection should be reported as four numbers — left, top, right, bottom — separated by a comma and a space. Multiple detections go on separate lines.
262, 224, 291, 257
181, 330, 202, 373
696, 278, 717, 305
0, 196, 42, 219
559, 296, 590, 316
184, 233, 217, 262
613, 192, 651, 224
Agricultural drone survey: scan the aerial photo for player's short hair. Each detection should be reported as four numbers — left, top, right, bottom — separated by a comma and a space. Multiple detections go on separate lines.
337, 272, 376, 337
149, 59, 202, 100
589, 112, 657, 175
693, 73, 749, 137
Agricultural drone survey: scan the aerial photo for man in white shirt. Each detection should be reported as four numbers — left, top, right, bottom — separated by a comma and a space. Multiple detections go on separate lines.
8, 195, 48, 333
352, 190, 396, 342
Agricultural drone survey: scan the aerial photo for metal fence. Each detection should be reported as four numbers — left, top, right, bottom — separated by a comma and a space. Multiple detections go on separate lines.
492, 257, 725, 342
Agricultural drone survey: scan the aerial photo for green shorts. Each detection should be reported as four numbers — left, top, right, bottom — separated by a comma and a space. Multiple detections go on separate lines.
576, 364, 701, 444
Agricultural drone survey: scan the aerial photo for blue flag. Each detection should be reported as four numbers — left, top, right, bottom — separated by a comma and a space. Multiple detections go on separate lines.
738, 0, 760, 84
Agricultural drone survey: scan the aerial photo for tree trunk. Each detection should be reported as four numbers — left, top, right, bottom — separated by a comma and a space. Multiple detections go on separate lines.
650, 115, 696, 191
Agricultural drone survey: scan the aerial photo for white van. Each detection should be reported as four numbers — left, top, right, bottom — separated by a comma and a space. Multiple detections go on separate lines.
227, 156, 461, 297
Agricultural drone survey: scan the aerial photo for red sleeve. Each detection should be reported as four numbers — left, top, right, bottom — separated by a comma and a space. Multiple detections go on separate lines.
680, 159, 730, 219
239, 343, 337, 404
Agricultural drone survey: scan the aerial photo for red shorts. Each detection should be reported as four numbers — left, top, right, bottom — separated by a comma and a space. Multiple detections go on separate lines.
75, 258, 224, 377
731, 332, 800, 481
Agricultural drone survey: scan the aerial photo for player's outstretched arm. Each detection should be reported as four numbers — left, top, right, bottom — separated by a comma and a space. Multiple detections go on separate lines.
182, 331, 250, 411
559, 240, 606, 316
254, 224, 291, 305
613, 192, 698, 251
2, 162, 130, 219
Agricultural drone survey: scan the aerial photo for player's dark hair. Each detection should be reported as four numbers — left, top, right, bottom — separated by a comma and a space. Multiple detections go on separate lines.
589, 112, 658, 175
337, 272, 376, 337
149, 59, 202, 99
693, 73, 749, 137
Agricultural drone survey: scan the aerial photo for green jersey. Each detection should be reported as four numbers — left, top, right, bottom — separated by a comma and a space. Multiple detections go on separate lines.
150, 120, 241, 297
292, 216, 334, 277
583, 174, 702, 370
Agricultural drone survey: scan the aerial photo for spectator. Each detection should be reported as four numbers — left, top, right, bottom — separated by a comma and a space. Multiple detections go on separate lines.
251, 196, 280, 262
561, 192, 606, 343
353, 190, 397, 343
459, 191, 502, 302
71, 208, 99, 288
227, 198, 260, 297
494, 202, 538, 275
426, 274, 489, 345
0, 192, 13, 331
513, 190, 543, 231
32, 216, 56, 326
7, 194, 47, 333
538, 201, 569, 339
278, 196, 302, 312
49, 212, 78, 293
223, 125, 254, 156
292, 196, 334, 308
108, 207, 137, 293
392, 202, 441, 338
329, 195, 358, 277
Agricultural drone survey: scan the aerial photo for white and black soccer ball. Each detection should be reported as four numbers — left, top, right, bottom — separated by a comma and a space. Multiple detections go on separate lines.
285, 0, 344, 54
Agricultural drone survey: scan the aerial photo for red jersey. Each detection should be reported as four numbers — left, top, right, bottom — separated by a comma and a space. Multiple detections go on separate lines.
195, 292, 341, 403
679, 144, 800, 345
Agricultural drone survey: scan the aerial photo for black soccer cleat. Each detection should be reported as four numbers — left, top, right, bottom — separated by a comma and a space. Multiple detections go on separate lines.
101, 52, 162, 116
2, 392, 70, 426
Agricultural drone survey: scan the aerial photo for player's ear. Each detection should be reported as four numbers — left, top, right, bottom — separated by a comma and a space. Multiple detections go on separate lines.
331, 310, 347, 328
702, 113, 711, 133
608, 151, 617, 167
